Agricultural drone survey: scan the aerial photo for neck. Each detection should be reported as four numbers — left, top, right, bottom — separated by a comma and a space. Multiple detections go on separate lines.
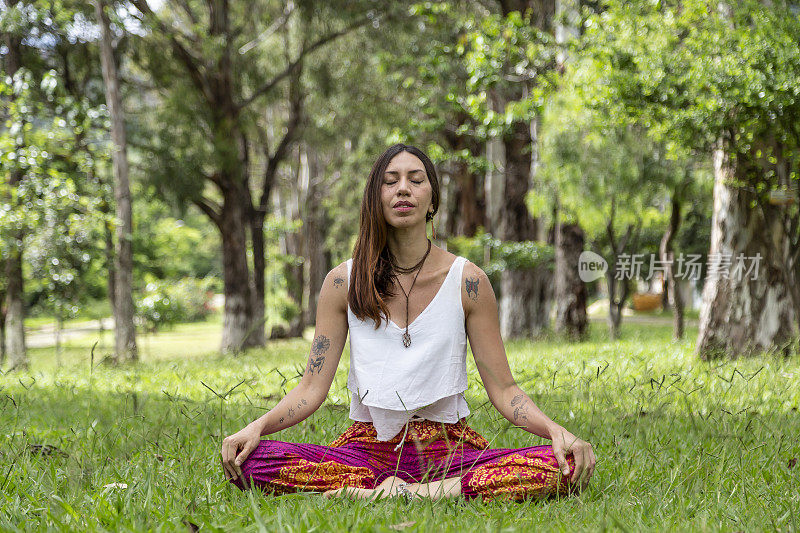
386, 224, 431, 268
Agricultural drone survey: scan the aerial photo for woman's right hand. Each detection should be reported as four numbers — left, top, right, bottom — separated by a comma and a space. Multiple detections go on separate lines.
220, 423, 262, 484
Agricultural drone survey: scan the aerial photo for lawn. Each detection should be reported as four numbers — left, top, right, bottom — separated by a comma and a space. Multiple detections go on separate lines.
1, 317, 798, 531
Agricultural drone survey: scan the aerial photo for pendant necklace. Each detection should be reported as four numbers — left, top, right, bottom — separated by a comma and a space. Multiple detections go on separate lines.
391, 238, 432, 348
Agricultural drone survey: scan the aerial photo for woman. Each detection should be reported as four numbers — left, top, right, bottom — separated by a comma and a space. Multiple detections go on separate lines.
220, 144, 596, 502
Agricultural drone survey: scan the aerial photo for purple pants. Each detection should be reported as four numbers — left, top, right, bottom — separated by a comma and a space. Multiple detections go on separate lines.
229, 418, 582, 502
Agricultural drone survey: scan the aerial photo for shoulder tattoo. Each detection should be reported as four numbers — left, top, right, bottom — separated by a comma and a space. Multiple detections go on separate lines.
333, 277, 344, 289
465, 276, 479, 301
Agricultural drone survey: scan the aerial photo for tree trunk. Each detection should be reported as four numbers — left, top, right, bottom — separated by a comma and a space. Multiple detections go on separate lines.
283, 153, 306, 338
659, 192, 684, 339
219, 182, 258, 353
103, 199, 117, 321
606, 270, 629, 341
3, 245, 27, 370
2, 2, 28, 370
303, 146, 327, 326
268, 160, 305, 339
554, 221, 588, 339
605, 213, 637, 341
696, 137, 795, 358
249, 207, 267, 344
442, 129, 486, 237
0, 285, 6, 365
497, 115, 552, 337
484, 123, 505, 236
95, 0, 138, 362
496, 0, 556, 338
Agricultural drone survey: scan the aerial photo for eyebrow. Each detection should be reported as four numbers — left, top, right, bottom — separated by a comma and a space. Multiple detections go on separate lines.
384, 169, 425, 176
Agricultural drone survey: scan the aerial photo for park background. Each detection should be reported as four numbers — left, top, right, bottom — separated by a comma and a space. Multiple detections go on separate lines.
1, 0, 799, 530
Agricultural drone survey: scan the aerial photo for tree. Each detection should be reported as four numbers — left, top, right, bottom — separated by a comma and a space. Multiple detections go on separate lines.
127, 0, 399, 353
93, 0, 138, 362
580, 0, 800, 357
1, 0, 30, 370
537, 79, 674, 339
456, 1, 563, 338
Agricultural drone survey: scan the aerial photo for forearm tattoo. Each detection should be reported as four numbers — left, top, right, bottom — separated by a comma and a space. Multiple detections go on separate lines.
511, 393, 530, 424
465, 277, 479, 301
279, 398, 308, 424
306, 335, 330, 375
333, 277, 344, 288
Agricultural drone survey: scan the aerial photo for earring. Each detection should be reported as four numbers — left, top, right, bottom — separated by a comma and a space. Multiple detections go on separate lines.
428, 210, 436, 239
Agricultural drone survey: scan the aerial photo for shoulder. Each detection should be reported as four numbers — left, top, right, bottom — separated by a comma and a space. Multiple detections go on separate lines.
319, 261, 349, 312
459, 259, 495, 316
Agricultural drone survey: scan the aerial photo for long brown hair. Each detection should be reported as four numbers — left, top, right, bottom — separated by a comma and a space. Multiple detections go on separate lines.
348, 143, 440, 329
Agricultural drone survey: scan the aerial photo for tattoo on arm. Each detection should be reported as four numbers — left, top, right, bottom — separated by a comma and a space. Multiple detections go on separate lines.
284, 398, 308, 422
465, 277, 479, 301
306, 335, 330, 375
511, 393, 530, 424
333, 277, 344, 288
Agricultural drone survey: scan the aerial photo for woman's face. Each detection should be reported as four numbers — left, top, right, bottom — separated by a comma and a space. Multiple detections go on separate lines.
380, 151, 433, 231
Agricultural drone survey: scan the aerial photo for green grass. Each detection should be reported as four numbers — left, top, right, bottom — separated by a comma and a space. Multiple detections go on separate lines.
1, 318, 798, 531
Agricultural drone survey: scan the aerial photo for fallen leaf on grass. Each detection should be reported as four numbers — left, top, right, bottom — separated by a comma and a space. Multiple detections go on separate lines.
389, 522, 416, 530
788, 458, 797, 469
102, 483, 128, 489
27, 444, 69, 458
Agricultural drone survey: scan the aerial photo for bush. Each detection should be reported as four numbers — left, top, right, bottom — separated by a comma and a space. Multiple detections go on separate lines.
447, 228, 555, 276
135, 276, 217, 332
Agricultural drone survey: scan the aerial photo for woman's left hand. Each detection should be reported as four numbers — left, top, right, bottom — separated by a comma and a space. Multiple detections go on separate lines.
548, 424, 596, 489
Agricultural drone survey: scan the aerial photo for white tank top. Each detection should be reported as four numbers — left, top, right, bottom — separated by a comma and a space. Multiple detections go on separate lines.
346, 256, 471, 441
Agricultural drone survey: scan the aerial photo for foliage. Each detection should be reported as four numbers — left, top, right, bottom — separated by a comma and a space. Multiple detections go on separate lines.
448, 228, 554, 276
0, 66, 112, 321
578, 0, 800, 196
134, 276, 216, 333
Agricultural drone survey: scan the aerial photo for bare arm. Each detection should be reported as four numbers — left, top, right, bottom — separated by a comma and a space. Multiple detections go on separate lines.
221, 262, 349, 481
462, 261, 595, 487
462, 262, 559, 438
249, 262, 349, 436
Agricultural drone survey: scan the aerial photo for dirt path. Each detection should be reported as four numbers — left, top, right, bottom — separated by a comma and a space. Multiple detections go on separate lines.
26, 318, 115, 348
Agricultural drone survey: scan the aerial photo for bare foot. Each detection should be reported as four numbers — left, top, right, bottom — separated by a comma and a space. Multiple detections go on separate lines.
375, 476, 405, 497
323, 485, 378, 499
323, 476, 405, 500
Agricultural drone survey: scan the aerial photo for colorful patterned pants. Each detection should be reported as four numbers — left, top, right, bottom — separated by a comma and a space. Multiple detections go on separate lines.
229, 418, 581, 502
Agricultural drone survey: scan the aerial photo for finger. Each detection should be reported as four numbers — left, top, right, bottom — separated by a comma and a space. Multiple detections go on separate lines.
553, 447, 570, 478
220, 446, 232, 480
220, 457, 232, 481
584, 448, 597, 487
222, 441, 239, 480
571, 447, 585, 484
221, 455, 237, 483
234, 442, 256, 478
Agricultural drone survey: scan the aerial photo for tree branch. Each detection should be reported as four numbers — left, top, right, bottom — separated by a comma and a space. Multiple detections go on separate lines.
258, 66, 304, 213
239, 0, 297, 55
130, 0, 214, 103
192, 196, 223, 227
236, 13, 374, 111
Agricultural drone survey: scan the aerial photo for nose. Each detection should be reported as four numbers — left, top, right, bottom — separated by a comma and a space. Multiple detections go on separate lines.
397, 176, 412, 195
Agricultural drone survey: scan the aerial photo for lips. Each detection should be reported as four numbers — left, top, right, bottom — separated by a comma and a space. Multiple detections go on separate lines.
393, 201, 414, 208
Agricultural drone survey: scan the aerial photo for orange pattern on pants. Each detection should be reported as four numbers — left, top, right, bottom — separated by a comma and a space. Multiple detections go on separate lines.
231, 418, 583, 502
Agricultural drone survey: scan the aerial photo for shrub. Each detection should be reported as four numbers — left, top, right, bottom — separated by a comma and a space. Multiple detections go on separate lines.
135, 276, 217, 332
